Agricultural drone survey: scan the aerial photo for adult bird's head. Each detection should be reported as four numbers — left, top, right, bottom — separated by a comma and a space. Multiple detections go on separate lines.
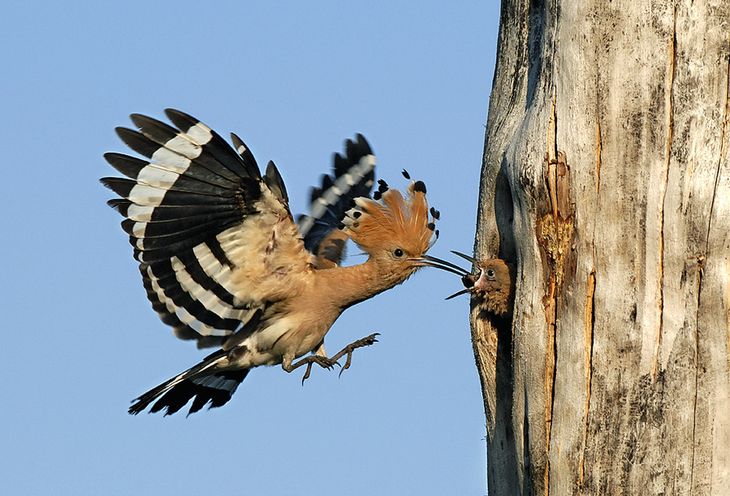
340, 174, 461, 284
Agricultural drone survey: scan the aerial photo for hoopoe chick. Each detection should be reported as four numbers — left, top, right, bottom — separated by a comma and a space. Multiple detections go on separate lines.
445, 252, 515, 316
101, 109, 458, 416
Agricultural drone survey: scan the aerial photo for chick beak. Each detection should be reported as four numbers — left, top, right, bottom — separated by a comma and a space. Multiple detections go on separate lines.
444, 287, 474, 300
443, 251, 483, 300
410, 252, 485, 301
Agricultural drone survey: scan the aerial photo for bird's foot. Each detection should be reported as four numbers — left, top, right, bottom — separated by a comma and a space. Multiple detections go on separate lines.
329, 333, 380, 378
292, 355, 339, 385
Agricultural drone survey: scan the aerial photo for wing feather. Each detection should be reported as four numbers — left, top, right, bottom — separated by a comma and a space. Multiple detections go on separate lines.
103, 110, 311, 347
298, 134, 375, 266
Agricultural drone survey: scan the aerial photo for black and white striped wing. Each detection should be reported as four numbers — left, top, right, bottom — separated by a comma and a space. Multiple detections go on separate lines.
297, 134, 375, 265
102, 109, 311, 348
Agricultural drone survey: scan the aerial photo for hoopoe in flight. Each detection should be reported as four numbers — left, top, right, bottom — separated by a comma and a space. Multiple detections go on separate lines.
102, 109, 462, 416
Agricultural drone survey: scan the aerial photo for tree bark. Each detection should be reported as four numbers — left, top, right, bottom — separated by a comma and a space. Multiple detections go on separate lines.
473, 1, 730, 494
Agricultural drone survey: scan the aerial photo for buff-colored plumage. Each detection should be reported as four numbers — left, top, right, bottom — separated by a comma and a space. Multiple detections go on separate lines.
446, 253, 515, 317
103, 109, 458, 415
346, 182, 433, 258
468, 259, 514, 316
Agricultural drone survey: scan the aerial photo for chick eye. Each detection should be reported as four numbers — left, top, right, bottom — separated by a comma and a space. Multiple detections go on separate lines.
486, 268, 496, 279
394, 248, 405, 258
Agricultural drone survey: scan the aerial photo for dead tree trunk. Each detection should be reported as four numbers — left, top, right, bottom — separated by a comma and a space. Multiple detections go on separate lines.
472, 1, 730, 494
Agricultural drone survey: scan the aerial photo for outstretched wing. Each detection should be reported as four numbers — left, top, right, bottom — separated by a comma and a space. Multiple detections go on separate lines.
102, 109, 312, 348
297, 134, 375, 267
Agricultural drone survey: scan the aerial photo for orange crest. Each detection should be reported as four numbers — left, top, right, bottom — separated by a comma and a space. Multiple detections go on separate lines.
342, 179, 438, 257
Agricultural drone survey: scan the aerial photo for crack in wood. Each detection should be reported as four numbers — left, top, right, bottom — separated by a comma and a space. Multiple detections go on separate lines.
542, 93, 560, 496
595, 119, 602, 194
651, 6, 678, 382
579, 270, 596, 487
538, 90, 559, 496
690, 255, 705, 491
689, 39, 730, 494
705, 49, 730, 256
580, 111, 603, 489
725, 260, 730, 383
542, 280, 557, 496
539, 91, 574, 491
721, 56, 730, 387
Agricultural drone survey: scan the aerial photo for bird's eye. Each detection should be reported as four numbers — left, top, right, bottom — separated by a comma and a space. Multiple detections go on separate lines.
486, 268, 496, 279
394, 248, 404, 258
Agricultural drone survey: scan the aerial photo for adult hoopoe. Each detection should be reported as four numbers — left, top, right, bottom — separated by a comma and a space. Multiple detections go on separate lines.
102, 109, 462, 416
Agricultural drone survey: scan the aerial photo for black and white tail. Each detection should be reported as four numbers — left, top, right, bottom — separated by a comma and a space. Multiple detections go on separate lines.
128, 350, 250, 416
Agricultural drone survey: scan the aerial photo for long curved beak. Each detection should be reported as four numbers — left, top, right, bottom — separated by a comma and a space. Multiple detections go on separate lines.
408, 254, 470, 276
444, 251, 483, 300
450, 250, 478, 265
411, 251, 484, 301
445, 288, 473, 300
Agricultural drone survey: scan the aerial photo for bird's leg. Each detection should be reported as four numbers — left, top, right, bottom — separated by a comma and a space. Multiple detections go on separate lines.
283, 350, 338, 386
328, 333, 380, 378
301, 341, 329, 384
283, 334, 379, 384
311, 341, 328, 359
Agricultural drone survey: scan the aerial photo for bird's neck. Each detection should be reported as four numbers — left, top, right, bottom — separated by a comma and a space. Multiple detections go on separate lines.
319, 258, 406, 311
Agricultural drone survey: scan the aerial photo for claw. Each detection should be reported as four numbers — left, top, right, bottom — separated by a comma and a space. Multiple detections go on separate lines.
293, 354, 338, 385
296, 333, 380, 383
331, 332, 380, 378
314, 356, 337, 370
338, 353, 353, 378
301, 363, 314, 385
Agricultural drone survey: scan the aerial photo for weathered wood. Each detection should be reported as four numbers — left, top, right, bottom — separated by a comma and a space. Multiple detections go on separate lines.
473, 0, 730, 494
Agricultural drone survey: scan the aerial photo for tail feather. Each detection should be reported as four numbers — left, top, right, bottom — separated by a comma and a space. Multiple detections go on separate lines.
129, 352, 250, 416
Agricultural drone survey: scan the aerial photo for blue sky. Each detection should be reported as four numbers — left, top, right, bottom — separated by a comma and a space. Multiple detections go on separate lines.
0, 2, 499, 494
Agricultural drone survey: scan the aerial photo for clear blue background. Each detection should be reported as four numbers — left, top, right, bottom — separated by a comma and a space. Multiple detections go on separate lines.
0, 2, 498, 494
